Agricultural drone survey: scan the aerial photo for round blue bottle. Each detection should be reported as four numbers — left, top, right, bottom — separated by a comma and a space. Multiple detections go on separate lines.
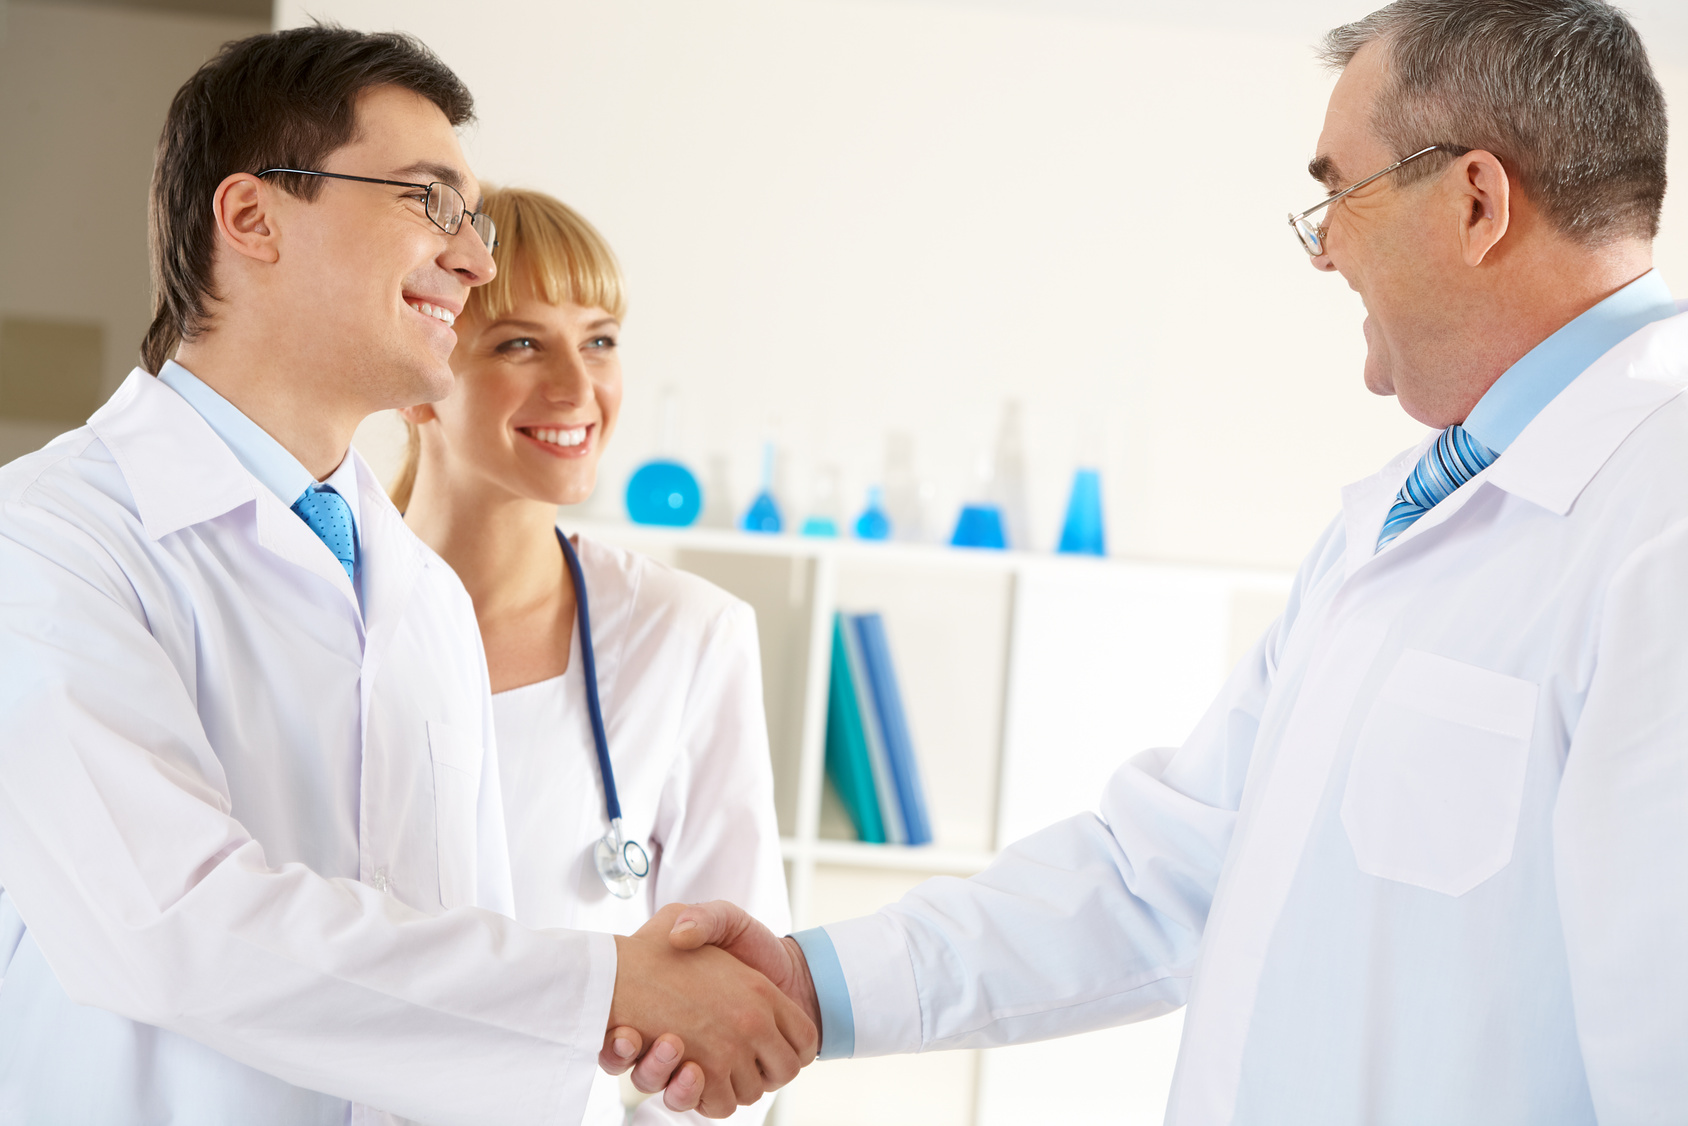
625, 460, 703, 526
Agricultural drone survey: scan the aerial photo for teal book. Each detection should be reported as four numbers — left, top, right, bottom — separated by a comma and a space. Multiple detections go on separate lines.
825, 613, 886, 843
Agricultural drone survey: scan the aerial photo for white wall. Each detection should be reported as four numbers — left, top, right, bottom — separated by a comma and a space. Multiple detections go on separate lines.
0, 1, 267, 463
289, 0, 1688, 570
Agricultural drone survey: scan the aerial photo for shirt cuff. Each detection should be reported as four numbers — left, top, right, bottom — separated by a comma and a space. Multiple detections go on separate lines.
791, 927, 855, 1060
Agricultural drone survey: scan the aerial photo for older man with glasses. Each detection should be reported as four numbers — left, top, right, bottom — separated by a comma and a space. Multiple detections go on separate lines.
628, 1, 1688, 1122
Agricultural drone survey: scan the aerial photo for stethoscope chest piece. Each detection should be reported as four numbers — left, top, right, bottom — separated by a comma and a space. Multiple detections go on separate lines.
595, 817, 651, 900
558, 529, 653, 901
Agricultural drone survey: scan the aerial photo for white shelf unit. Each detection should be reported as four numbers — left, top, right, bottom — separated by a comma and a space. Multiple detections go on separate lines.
575, 520, 1292, 1126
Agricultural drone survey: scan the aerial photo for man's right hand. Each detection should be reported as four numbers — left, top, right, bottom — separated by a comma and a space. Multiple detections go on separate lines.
620, 901, 822, 1112
608, 908, 818, 1118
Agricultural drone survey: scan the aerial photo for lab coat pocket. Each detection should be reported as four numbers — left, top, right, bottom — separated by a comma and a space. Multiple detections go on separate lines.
427, 720, 484, 910
1341, 650, 1537, 897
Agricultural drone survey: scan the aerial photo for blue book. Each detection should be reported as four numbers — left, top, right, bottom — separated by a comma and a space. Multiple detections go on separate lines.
824, 615, 886, 843
850, 613, 933, 846
841, 614, 907, 844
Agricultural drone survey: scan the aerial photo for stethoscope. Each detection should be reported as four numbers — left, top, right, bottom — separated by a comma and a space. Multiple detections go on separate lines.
558, 529, 650, 899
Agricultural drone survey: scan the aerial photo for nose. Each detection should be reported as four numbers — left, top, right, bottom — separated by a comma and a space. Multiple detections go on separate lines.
443, 223, 496, 286
1310, 250, 1338, 272
544, 345, 593, 405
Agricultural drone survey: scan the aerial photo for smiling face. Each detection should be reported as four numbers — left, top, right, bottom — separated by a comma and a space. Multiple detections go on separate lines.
1306, 41, 1470, 420
417, 264, 623, 507
263, 84, 495, 415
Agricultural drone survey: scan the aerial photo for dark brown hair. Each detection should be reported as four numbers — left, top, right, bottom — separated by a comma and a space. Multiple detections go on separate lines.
142, 25, 474, 374
1321, 0, 1667, 247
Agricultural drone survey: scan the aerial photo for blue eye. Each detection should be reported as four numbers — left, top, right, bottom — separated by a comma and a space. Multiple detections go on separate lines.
586, 336, 618, 350
497, 337, 538, 352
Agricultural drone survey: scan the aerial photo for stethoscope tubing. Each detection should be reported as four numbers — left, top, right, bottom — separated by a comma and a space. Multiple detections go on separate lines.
557, 529, 622, 822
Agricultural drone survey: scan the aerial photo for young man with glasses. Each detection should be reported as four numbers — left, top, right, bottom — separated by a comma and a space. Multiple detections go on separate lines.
0, 25, 812, 1125
637, 1, 1688, 1121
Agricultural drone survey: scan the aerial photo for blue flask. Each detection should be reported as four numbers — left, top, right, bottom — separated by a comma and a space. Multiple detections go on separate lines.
626, 460, 702, 526
854, 486, 891, 540
950, 503, 1007, 549
741, 442, 784, 534
1057, 467, 1105, 555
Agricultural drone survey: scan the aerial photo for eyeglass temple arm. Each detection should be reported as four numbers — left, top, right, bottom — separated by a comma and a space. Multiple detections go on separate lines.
1287, 145, 1444, 225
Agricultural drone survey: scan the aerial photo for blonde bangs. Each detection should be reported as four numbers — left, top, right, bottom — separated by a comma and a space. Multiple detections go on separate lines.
467, 186, 626, 323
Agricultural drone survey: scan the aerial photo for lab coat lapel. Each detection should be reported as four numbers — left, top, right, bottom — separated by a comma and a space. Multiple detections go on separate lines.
1340, 442, 1425, 579
353, 455, 424, 741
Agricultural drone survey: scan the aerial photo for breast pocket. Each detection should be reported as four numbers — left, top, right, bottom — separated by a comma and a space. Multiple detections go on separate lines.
427, 720, 484, 910
1340, 650, 1538, 897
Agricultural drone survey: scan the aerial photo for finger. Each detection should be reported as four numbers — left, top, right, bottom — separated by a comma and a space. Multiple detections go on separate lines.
631, 1033, 685, 1094
755, 1030, 803, 1091
668, 899, 751, 950
730, 1061, 767, 1107
695, 1067, 740, 1120
661, 1061, 704, 1114
769, 982, 820, 1068
598, 1026, 642, 1075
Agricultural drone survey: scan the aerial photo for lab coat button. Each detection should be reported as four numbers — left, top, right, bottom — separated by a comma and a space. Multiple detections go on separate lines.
371, 868, 390, 893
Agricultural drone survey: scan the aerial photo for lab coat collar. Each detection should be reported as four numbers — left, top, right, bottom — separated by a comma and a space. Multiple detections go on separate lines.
1340, 305, 1688, 577
88, 369, 413, 622
89, 369, 260, 541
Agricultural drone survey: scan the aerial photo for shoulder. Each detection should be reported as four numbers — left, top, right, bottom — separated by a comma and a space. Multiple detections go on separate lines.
0, 427, 149, 578
573, 534, 754, 650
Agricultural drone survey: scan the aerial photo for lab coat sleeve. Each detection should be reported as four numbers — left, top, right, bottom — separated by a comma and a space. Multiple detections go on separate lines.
0, 517, 614, 1126
635, 599, 790, 1126
1554, 515, 1688, 1122
820, 524, 1333, 1057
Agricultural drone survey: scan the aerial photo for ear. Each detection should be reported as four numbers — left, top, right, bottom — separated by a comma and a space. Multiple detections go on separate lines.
211, 173, 280, 265
398, 403, 437, 424
1451, 150, 1510, 267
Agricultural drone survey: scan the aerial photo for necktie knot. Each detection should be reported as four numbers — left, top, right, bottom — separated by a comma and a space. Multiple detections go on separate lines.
292, 485, 357, 582
1376, 424, 1497, 550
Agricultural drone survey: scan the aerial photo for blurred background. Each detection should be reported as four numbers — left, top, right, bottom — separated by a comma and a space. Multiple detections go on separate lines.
2, 0, 1684, 1123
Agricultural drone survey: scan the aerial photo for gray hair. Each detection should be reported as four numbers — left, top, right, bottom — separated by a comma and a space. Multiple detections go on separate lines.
1321, 0, 1667, 245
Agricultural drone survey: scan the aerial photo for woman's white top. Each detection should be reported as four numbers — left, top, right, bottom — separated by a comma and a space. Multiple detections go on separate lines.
493, 534, 790, 1126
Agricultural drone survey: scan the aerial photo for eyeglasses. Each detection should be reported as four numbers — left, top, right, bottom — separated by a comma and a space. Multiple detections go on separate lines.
256, 168, 498, 250
1287, 145, 1447, 257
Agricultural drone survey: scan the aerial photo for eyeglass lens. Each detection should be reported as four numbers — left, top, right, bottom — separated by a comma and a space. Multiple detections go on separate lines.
425, 183, 497, 249
1292, 216, 1324, 257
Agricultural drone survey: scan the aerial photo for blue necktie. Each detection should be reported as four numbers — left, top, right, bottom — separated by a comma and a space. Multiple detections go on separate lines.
292, 485, 357, 582
1376, 424, 1498, 550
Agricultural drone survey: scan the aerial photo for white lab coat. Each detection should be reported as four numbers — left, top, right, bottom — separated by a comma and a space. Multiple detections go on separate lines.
0, 370, 614, 1125
819, 309, 1688, 1124
493, 534, 790, 1126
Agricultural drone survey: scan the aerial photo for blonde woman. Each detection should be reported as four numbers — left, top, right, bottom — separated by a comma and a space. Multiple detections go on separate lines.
395, 188, 787, 1125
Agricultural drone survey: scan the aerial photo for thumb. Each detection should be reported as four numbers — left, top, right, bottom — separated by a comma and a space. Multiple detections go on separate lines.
667, 899, 753, 951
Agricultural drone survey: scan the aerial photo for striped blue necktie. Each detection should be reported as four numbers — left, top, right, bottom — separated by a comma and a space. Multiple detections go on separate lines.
292, 484, 357, 582
1376, 425, 1498, 550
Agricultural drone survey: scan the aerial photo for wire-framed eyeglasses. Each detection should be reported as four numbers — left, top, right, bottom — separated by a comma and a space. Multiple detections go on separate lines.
256, 168, 498, 250
1287, 145, 1447, 257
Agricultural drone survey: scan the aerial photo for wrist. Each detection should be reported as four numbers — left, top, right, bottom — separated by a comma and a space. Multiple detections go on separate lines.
781, 934, 822, 1031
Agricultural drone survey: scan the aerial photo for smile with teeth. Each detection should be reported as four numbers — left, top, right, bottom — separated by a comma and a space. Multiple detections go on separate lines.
408, 300, 456, 327
524, 426, 589, 448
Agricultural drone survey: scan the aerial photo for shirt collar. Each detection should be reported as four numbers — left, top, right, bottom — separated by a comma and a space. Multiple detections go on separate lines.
157, 360, 361, 535
1462, 269, 1677, 454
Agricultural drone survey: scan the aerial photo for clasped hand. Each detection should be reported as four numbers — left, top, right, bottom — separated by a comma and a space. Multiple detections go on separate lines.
599, 903, 822, 1118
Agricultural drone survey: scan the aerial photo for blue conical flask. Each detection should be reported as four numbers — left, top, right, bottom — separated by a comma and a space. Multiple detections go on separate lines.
1056, 467, 1106, 555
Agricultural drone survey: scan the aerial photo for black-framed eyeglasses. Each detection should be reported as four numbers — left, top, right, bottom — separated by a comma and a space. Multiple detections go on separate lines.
256, 168, 498, 250
1287, 145, 1451, 257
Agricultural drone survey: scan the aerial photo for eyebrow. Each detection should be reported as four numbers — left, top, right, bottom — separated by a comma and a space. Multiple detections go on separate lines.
483, 316, 622, 333
1308, 153, 1343, 190
391, 160, 479, 206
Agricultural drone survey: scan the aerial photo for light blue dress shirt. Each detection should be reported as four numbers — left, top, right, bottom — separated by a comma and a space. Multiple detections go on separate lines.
795, 268, 1680, 1064
157, 360, 362, 597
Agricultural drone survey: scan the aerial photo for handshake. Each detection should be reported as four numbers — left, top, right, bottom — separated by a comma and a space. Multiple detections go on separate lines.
599, 902, 822, 1119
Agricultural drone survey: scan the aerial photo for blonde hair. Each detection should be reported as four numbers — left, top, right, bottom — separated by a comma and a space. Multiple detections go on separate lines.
390, 186, 627, 511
